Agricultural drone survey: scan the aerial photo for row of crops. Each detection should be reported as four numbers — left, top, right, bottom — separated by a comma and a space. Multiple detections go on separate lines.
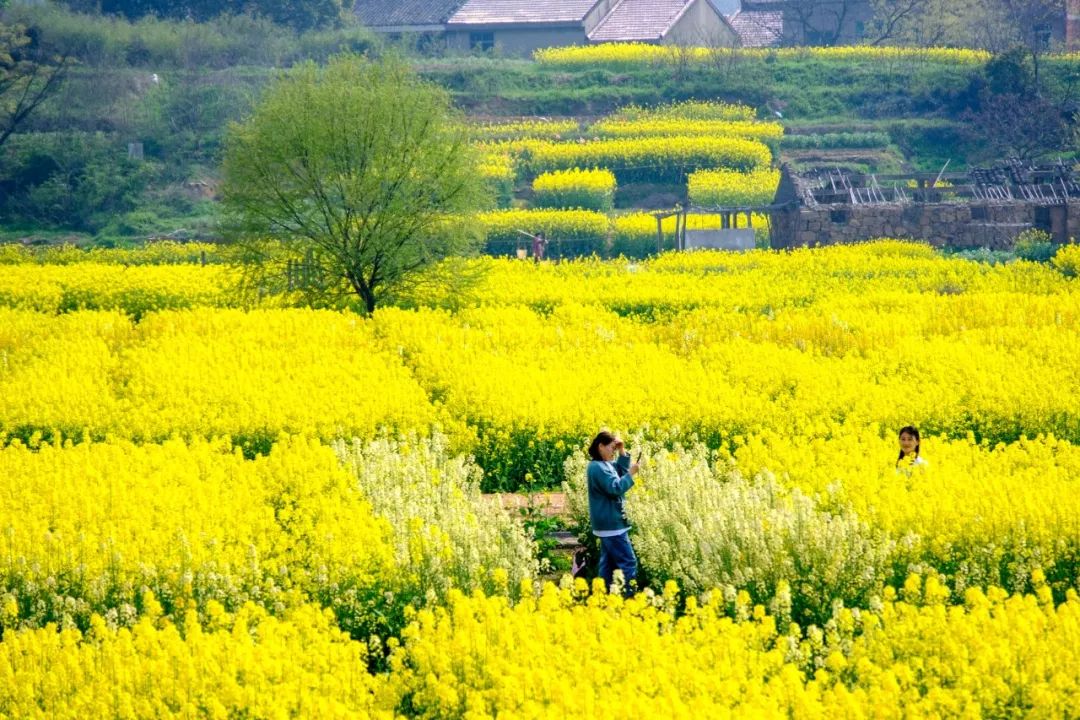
472, 101, 782, 254
3, 241, 1080, 715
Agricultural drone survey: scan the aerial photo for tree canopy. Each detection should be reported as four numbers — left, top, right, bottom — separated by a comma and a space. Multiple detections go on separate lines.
221, 54, 488, 314
1, 21, 68, 153
61, 0, 348, 32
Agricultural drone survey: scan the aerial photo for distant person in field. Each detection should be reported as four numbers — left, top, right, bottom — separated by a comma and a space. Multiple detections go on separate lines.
586, 430, 640, 595
896, 425, 928, 471
532, 231, 547, 262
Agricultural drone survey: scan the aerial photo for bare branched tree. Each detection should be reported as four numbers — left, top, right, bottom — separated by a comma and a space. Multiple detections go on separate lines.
0, 23, 70, 152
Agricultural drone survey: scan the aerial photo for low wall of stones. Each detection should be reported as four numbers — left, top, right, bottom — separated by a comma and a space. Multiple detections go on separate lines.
771, 201, 1080, 249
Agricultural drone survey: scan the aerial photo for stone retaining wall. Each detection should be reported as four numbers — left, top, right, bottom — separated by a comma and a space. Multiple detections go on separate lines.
771, 200, 1080, 249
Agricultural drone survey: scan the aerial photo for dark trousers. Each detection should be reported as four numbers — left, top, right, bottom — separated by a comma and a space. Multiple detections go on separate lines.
598, 532, 637, 596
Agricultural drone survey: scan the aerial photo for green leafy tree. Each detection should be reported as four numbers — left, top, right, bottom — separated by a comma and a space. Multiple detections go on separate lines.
88, 0, 347, 32
221, 54, 487, 314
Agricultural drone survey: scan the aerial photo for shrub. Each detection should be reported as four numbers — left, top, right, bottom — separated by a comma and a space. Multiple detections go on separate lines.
1052, 243, 1080, 277
1014, 229, 1057, 263
779, 132, 890, 149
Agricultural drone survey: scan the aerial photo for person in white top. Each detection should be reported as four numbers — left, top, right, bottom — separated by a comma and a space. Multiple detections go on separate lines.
896, 425, 929, 471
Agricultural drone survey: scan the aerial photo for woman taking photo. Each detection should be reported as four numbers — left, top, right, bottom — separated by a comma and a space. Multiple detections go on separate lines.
586, 430, 640, 595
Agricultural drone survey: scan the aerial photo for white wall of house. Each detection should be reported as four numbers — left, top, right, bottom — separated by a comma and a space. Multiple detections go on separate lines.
665, 0, 737, 46
446, 26, 588, 56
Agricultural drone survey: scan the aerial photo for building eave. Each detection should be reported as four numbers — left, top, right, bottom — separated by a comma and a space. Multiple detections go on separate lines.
367, 24, 447, 33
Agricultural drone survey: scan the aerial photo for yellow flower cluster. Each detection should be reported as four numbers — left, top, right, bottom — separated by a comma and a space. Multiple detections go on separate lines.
0, 308, 441, 444
563, 429, 1080, 621
477, 153, 517, 208
383, 579, 1080, 718
0, 263, 241, 314
0, 601, 392, 719
6, 579, 1080, 718
523, 135, 772, 181
4, 241, 1080, 714
688, 167, 781, 207
1053, 243, 1080, 277
469, 118, 580, 141
477, 208, 611, 254
477, 152, 516, 182
590, 117, 784, 142
365, 245, 1078, 485
535, 43, 992, 68
0, 435, 397, 634
532, 167, 617, 211
0, 240, 225, 265
4, 244, 1078, 479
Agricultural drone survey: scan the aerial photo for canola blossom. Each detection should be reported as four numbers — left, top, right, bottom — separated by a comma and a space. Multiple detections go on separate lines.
0, 263, 242, 314
590, 117, 784, 142
477, 208, 611, 255
532, 167, 617, 212
469, 118, 580, 141
0, 436, 398, 637
688, 167, 781, 207
0, 308, 442, 445
2, 241, 1080, 715
563, 431, 1080, 623
535, 43, 993, 69
3, 244, 1080, 485
0, 240, 226, 266
523, 134, 773, 181
381, 579, 1080, 719
5, 579, 1080, 718
0, 602, 394, 719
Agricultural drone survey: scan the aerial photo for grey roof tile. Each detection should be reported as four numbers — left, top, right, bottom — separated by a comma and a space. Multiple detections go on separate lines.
588, 0, 693, 41
726, 10, 783, 47
448, 0, 600, 25
354, 0, 467, 28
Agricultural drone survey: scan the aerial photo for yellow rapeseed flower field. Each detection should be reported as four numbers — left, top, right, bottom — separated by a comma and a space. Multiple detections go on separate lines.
532, 167, 617, 212
535, 43, 992, 68
688, 167, 781, 207
2, 241, 1080, 715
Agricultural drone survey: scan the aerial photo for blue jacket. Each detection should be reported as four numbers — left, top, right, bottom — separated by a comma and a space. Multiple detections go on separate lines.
587, 454, 634, 534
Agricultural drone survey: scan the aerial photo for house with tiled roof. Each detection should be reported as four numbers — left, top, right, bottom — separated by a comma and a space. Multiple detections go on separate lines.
353, 0, 468, 33
724, 7, 783, 48
589, 0, 733, 46
354, 0, 736, 55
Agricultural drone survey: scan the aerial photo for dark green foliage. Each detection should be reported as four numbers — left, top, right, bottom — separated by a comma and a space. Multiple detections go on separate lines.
4, 5, 375, 69
780, 132, 890, 149
1013, 229, 1058, 262
0, 131, 158, 231
985, 47, 1036, 97
62, 0, 348, 33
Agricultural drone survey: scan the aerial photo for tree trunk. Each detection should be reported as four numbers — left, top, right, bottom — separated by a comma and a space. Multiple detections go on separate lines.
347, 272, 378, 314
